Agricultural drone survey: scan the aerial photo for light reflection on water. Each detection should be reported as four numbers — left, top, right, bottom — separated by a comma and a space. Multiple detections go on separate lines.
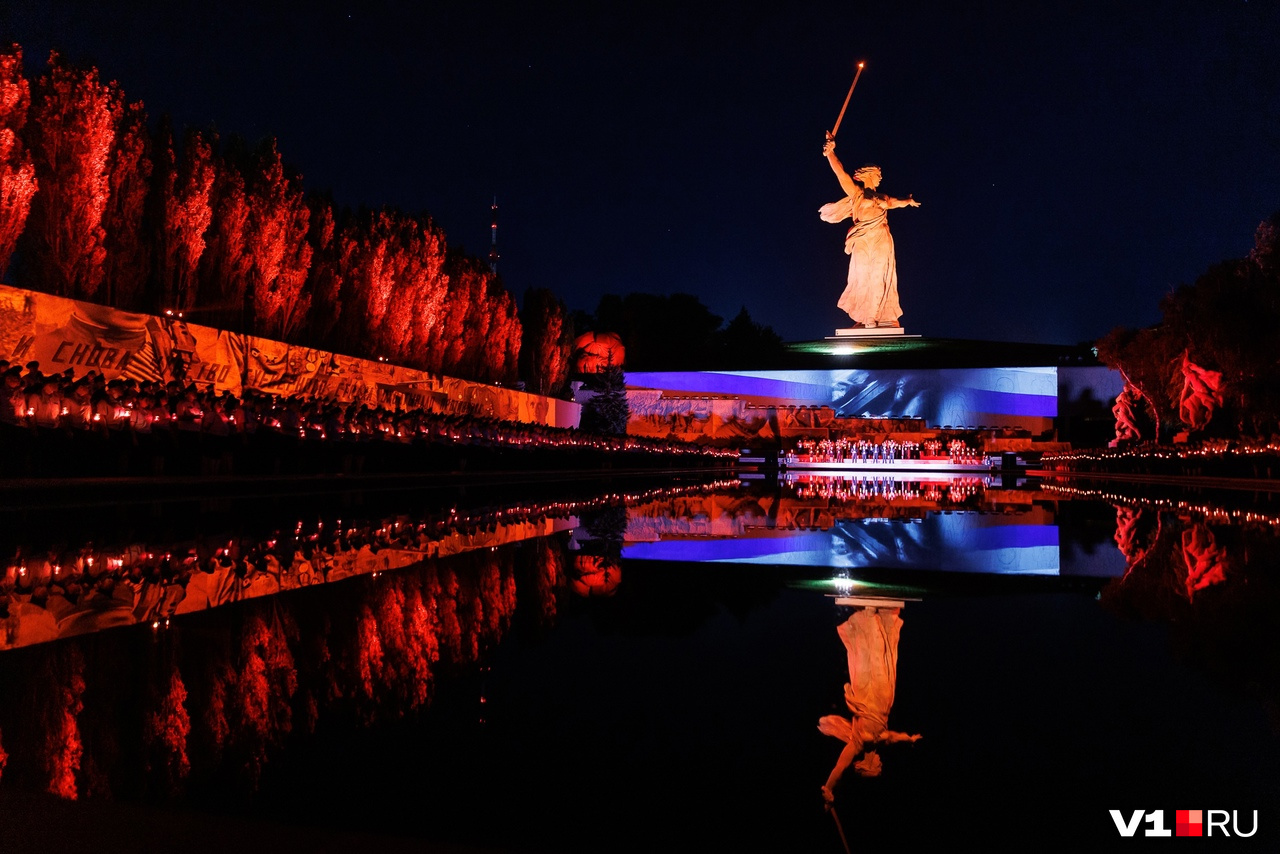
0, 473, 1277, 848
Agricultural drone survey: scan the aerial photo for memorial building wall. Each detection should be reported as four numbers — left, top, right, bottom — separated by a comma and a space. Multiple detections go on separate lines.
0, 284, 579, 428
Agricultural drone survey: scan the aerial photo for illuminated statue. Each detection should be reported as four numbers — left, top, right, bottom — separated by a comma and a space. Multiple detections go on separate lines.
1110, 382, 1143, 447
820, 137, 919, 329
819, 606, 920, 802
1177, 353, 1224, 432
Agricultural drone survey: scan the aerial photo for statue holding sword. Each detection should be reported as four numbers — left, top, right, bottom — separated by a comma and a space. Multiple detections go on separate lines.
820, 62, 920, 330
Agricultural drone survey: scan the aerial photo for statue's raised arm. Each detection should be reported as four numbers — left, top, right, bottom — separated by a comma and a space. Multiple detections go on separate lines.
823, 136, 861, 199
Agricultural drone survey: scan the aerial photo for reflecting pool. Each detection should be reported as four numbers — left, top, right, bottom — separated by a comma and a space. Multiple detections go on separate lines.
0, 472, 1276, 850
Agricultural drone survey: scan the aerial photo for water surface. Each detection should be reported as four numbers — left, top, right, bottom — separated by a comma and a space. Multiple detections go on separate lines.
1, 473, 1276, 850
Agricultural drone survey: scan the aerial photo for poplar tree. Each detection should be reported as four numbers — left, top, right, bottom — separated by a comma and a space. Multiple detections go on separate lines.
22, 51, 123, 299
0, 45, 37, 281
101, 101, 152, 309
153, 125, 215, 313
520, 288, 573, 395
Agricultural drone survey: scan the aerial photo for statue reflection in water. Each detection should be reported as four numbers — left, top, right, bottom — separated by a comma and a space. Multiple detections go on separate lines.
819, 604, 921, 805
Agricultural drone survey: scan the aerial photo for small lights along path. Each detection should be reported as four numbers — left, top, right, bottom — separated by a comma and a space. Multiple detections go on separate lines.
1038, 481, 1280, 530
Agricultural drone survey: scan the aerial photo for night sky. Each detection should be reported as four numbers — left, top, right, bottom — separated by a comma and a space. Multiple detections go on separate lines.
3, 1, 1278, 345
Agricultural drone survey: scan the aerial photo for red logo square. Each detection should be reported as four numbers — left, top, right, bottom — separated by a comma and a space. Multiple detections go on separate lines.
1176, 809, 1203, 837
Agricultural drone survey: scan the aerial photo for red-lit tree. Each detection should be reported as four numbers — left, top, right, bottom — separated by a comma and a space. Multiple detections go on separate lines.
486, 281, 522, 385
423, 255, 464, 375
101, 101, 151, 309
22, 51, 124, 299
142, 662, 191, 793
233, 608, 297, 786
0, 45, 37, 281
243, 140, 312, 338
432, 252, 520, 383
197, 140, 253, 328
154, 124, 215, 314
435, 253, 486, 378
2, 42, 539, 387
39, 645, 86, 799
301, 197, 342, 345
329, 209, 396, 358
378, 213, 448, 364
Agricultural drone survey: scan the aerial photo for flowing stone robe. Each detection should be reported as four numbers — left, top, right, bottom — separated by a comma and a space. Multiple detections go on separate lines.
818, 607, 920, 798
820, 194, 903, 327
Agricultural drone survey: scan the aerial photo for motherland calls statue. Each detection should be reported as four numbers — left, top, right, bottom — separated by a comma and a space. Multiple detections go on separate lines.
820, 136, 919, 330
818, 605, 921, 803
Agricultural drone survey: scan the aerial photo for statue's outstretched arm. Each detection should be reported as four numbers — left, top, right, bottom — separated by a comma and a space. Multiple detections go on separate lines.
823, 138, 860, 198
878, 730, 923, 744
884, 194, 921, 209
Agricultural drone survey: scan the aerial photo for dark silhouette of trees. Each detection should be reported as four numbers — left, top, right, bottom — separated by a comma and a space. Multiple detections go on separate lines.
718, 306, 785, 367
592, 292, 722, 371
579, 365, 629, 435
577, 294, 785, 371
196, 136, 253, 329
101, 102, 151, 309
520, 288, 573, 396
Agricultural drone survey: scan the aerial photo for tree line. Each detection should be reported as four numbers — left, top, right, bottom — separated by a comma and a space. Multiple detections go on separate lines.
0, 46, 582, 388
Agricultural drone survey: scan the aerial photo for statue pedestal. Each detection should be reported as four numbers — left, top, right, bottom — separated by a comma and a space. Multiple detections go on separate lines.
832, 326, 906, 337
835, 596, 914, 609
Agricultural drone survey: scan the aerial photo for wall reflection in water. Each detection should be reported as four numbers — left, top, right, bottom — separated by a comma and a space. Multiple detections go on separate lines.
1, 481, 737, 653
0, 541, 561, 800
3, 475, 1278, 812
625, 473, 1080, 575
0, 480, 734, 800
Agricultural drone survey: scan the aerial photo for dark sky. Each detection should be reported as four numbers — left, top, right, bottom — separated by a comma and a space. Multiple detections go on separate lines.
3, 1, 1278, 344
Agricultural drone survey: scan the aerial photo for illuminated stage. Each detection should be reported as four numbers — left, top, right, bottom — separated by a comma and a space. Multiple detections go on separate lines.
778, 456, 994, 474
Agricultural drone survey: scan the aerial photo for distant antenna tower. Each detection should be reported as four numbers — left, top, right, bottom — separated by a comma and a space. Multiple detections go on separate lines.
488, 196, 500, 273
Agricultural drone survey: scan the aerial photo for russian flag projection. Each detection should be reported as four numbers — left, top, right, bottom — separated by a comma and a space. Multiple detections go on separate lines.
626, 366, 1058, 428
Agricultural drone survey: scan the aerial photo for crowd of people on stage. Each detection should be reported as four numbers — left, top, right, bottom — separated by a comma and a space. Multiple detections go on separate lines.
785, 437, 982, 464
0, 359, 736, 464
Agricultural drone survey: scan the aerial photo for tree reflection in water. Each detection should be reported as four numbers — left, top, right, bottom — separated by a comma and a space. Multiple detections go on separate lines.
4, 475, 1277, 825
1052, 483, 1280, 731
0, 533, 568, 800
0, 479, 737, 653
